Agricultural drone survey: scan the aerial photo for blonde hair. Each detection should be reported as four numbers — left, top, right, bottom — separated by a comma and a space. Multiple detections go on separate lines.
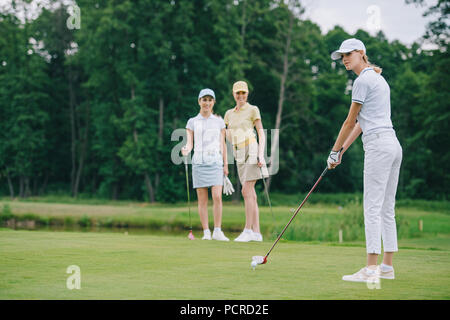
361, 52, 382, 74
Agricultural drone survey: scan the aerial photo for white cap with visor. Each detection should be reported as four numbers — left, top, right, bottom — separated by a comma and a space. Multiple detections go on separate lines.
331, 38, 366, 60
198, 88, 216, 100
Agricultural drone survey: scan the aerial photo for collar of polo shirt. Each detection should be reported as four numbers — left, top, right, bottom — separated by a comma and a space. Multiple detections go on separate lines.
234, 102, 249, 112
360, 67, 373, 75
199, 113, 213, 120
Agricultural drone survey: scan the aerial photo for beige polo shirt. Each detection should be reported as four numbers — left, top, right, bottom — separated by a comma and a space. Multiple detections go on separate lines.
224, 102, 261, 147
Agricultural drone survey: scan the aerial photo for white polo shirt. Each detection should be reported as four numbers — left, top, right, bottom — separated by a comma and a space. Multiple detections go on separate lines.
352, 67, 393, 135
186, 113, 225, 165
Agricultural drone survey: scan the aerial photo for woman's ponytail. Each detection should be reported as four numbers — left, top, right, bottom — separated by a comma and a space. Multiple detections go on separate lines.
362, 53, 382, 74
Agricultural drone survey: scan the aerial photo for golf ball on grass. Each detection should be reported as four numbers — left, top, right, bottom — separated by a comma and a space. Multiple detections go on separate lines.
251, 261, 257, 269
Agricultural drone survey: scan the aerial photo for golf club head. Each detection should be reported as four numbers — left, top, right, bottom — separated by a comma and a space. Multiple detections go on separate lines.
252, 255, 267, 265
188, 230, 195, 240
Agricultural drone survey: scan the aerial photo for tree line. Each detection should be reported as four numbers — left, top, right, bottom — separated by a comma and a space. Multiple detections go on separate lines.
0, 0, 448, 202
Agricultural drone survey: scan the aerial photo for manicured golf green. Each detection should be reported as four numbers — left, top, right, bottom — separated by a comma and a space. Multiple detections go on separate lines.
1, 229, 449, 299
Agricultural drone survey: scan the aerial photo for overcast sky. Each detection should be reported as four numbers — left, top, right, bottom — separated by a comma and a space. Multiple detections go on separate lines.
302, 0, 436, 46
0, 0, 438, 47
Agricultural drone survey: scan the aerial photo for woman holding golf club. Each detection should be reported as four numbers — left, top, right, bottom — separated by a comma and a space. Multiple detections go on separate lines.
182, 88, 230, 241
224, 81, 269, 242
327, 38, 402, 283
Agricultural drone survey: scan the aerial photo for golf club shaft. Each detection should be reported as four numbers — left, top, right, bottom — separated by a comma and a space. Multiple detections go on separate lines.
260, 166, 274, 222
265, 167, 328, 259
184, 156, 192, 229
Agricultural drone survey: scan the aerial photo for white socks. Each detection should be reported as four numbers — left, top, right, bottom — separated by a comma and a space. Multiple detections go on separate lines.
214, 227, 221, 232
243, 228, 253, 234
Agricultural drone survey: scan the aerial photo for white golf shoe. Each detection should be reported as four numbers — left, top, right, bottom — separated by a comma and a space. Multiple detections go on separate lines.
234, 230, 253, 242
202, 230, 212, 240
342, 266, 380, 284
379, 265, 395, 279
212, 230, 229, 241
251, 232, 263, 242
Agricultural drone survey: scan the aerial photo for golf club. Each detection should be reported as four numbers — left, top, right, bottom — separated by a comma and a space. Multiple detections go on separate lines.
184, 155, 195, 240
258, 157, 275, 231
251, 166, 328, 267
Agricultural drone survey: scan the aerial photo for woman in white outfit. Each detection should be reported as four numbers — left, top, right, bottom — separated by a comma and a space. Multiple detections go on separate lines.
182, 88, 230, 241
327, 39, 402, 283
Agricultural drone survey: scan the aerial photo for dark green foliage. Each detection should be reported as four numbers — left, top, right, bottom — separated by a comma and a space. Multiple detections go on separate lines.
0, 0, 448, 201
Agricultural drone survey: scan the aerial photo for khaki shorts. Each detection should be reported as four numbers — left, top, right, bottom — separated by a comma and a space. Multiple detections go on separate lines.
233, 141, 269, 184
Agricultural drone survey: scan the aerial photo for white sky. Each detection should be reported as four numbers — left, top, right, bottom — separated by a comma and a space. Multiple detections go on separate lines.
0, 0, 438, 47
302, 0, 437, 46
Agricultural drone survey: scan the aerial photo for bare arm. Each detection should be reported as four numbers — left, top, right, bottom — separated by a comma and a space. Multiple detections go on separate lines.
332, 122, 362, 168
328, 102, 362, 169
181, 129, 193, 156
332, 102, 362, 151
221, 128, 229, 175
342, 122, 362, 153
254, 119, 265, 167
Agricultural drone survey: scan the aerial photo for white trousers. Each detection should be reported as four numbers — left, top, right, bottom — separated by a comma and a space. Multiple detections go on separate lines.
362, 130, 402, 254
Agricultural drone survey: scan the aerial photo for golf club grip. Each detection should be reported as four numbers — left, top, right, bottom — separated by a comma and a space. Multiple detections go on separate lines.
265, 170, 326, 258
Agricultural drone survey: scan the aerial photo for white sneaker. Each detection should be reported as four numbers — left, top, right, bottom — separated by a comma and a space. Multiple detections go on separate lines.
342, 266, 380, 284
234, 230, 253, 242
212, 230, 229, 241
379, 266, 395, 279
251, 232, 263, 242
202, 230, 212, 240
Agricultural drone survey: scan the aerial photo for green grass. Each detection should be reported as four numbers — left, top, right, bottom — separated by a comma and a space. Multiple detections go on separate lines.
1, 229, 449, 299
1, 197, 449, 299
3, 193, 448, 212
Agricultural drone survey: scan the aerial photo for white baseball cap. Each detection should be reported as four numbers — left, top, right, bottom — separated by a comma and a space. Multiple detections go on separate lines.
198, 88, 215, 100
331, 38, 366, 60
